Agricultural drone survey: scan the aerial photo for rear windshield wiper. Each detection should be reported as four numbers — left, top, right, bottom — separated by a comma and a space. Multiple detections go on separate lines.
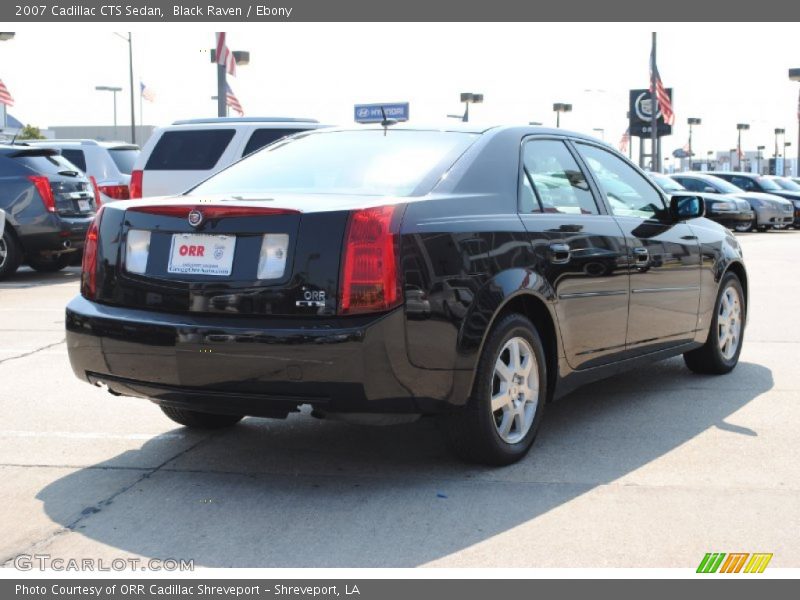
57, 170, 79, 177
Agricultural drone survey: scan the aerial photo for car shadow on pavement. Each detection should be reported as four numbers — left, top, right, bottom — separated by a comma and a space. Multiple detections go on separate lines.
35, 357, 773, 567
0, 267, 81, 289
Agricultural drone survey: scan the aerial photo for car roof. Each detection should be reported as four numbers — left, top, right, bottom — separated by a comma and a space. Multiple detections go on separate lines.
23, 139, 139, 150
0, 144, 60, 157
170, 117, 320, 125
291, 123, 604, 141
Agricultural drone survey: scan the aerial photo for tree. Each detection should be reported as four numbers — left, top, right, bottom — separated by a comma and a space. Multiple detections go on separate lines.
17, 124, 45, 140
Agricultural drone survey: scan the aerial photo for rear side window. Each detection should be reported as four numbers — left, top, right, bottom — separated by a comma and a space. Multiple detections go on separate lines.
145, 129, 235, 170
674, 177, 705, 192
521, 139, 598, 215
243, 128, 302, 156
60, 149, 87, 172
13, 153, 82, 175
108, 148, 139, 174
728, 176, 757, 191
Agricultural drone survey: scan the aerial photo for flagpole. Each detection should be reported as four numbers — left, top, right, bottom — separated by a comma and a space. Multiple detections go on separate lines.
650, 32, 659, 172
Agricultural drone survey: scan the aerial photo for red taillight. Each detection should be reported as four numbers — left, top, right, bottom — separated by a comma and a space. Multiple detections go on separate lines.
81, 207, 104, 300
126, 205, 300, 218
28, 175, 56, 212
98, 184, 130, 201
339, 205, 401, 315
129, 169, 143, 199
89, 176, 102, 207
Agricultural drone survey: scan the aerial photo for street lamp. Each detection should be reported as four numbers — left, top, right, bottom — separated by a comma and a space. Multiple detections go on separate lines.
774, 128, 785, 161
789, 68, 800, 176
210, 47, 250, 118
112, 33, 136, 143
592, 128, 605, 141
757, 145, 765, 174
687, 117, 701, 162
447, 93, 483, 123
553, 103, 572, 128
736, 123, 749, 171
95, 85, 123, 136
785, 142, 793, 176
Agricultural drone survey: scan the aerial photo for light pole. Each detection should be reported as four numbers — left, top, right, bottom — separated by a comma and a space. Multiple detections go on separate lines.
112, 33, 136, 143
785, 142, 793, 176
0, 32, 14, 130
95, 85, 123, 137
789, 68, 800, 176
757, 145, 765, 174
553, 102, 572, 128
736, 123, 749, 171
774, 128, 785, 162
592, 127, 605, 141
687, 117, 701, 165
447, 93, 483, 123
210, 46, 250, 118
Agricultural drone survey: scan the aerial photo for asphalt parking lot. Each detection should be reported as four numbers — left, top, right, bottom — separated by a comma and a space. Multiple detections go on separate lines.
0, 230, 798, 569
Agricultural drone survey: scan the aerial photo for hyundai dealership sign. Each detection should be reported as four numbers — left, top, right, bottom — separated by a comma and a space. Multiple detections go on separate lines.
354, 102, 410, 123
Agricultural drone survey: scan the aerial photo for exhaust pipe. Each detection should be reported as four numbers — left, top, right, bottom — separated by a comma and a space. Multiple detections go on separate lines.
62, 239, 72, 249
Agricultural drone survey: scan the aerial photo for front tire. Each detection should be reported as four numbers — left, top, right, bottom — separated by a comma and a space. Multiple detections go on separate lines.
441, 313, 547, 466
160, 406, 244, 429
0, 229, 22, 280
683, 272, 745, 375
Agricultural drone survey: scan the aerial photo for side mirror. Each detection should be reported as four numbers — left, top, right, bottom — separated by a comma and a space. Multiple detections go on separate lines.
670, 194, 705, 220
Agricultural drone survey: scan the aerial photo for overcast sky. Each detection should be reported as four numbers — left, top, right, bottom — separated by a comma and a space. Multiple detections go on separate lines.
2, 23, 798, 158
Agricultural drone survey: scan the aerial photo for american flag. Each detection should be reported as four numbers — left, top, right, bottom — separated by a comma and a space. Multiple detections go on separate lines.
619, 128, 630, 153
215, 32, 237, 77
226, 83, 244, 116
0, 79, 14, 107
649, 47, 674, 126
140, 81, 156, 102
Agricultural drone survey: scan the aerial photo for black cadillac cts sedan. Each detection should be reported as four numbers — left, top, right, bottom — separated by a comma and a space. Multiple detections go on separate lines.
66, 125, 747, 465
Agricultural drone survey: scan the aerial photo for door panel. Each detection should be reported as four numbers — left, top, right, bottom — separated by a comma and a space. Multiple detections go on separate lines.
518, 138, 630, 370
574, 142, 701, 352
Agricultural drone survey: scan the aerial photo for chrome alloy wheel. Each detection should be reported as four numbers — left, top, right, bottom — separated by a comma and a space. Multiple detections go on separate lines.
0, 237, 7, 270
718, 285, 743, 361
491, 336, 539, 444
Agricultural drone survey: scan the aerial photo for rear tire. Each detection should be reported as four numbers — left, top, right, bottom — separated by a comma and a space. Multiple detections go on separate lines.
160, 406, 244, 429
683, 272, 745, 375
27, 253, 72, 272
0, 229, 22, 280
441, 313, 547, 466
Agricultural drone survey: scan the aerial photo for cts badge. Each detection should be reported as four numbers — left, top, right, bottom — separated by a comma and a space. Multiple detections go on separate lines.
187, 209, 203, 228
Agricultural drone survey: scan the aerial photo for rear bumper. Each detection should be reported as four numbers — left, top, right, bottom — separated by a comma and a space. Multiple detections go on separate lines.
17, 215, 93, 255
66, 296, 446, 416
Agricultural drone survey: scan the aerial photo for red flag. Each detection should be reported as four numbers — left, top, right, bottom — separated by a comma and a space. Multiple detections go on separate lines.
0, 79, 14, 107
215, 32, 237, 77
226, 83, 244, 116
649, 48, 674, 126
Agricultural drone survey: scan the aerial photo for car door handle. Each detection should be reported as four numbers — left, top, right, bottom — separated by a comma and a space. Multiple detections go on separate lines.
548, 242, 571, 264
632, 247, 649, 263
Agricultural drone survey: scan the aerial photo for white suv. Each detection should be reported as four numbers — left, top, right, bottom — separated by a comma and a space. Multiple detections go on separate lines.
25, 139, 140, 203
130, 117, 327, 198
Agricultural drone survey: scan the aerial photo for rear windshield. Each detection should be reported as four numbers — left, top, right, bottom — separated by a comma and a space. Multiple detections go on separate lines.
755, 176, 781, 191
243, 128, 304, 156
145, 129, 235, 170
14, 153, 84, 176
775, 177, 800, 191
191, 130, 479, 197
703, 177, 742, 194
60, 149, 87, 172
109, 148, 140, 174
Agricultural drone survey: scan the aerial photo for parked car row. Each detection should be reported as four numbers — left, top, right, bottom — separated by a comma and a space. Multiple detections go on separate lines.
664, 172, 799, 232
